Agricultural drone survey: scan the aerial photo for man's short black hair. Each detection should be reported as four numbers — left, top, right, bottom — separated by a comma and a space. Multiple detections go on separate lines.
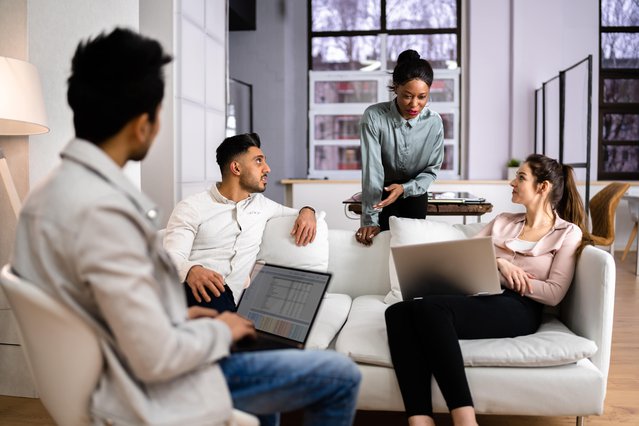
216, 133, 261, 176
67, 28, 172, 145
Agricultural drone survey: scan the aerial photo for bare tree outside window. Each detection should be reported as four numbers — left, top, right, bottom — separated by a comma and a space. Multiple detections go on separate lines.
312, 36, 381, 70
312, 0, 380, 32
386, 0, 456, 29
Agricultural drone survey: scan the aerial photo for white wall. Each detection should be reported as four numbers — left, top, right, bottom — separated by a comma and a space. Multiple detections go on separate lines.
28, 0, 141, 188
176, 0, 228, 202
468, 0, 598, 180
140, 0, 177, 225
510, 0, 598, 181
466, 0, 512, 179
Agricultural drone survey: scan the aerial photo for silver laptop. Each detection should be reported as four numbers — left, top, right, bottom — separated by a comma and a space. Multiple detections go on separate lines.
391, 237, 503, 300
232, 263, 331, 352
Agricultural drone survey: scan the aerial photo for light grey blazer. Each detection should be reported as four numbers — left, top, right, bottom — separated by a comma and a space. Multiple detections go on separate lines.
12, 139, 234, 425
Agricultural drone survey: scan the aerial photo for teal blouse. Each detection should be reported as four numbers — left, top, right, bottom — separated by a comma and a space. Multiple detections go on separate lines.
360, 99, 444, 226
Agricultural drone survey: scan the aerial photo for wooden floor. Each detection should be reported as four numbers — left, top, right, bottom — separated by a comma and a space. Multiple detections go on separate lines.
1, 252, 638, 426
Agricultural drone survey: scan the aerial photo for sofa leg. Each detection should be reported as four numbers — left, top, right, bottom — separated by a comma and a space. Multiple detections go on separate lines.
576, 416, 585, 426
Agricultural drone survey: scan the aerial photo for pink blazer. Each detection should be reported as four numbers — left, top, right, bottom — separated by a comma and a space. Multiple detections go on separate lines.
475, 212, 583, 306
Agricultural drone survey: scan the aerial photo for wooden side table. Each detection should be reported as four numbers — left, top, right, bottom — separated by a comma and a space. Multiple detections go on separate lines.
343, 199, 493, 224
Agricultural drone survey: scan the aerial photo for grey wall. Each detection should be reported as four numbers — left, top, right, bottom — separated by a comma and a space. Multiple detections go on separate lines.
229, 0, 307, 204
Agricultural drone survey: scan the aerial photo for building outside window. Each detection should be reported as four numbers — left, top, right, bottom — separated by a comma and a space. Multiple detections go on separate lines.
308, 0, 461, 179
599, 0, 639, 179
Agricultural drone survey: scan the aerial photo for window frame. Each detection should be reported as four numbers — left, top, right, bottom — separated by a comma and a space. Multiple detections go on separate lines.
307, 0, 462, 179
598, 0, 639, 180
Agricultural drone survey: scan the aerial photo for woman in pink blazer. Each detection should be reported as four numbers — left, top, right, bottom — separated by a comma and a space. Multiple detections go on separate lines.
385, 154, 591, 426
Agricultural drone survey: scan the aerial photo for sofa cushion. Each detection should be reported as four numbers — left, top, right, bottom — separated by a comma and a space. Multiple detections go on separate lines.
306, 293, 352, 349
257, 211, 329, 272
385, 217, 466, 304
336, 295, 598, 368
453, 222, 486, 238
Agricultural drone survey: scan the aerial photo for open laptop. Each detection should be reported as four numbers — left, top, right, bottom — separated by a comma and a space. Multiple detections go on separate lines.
232, 263, 332, 352
428, 191, 486, 204
391, 237, 503, 300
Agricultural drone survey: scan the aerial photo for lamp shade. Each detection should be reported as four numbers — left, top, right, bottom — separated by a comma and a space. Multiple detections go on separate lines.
0, 56, 49, 135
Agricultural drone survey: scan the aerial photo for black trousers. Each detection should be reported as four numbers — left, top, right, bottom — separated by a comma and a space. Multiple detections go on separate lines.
184, 283, 237, 313
378, 191, 429, 231
384, 289, 542, 417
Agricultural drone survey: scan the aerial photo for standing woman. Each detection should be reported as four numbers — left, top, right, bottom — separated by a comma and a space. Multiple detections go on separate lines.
355, 49, 444, 246
385, 154, 590, 426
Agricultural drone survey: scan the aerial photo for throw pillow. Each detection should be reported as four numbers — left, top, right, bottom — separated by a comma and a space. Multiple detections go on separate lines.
257, 211, 329, 272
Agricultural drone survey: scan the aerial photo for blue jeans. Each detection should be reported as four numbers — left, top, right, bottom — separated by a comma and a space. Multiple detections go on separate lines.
220, 349, 361, 426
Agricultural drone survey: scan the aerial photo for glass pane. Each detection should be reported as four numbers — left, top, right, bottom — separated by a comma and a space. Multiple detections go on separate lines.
314, 115, 362, 140
429, 78, 455, 102
387, 34, 458, 70
312, 36, 381, 70
602, 33, 639, 68
441, 144, 455, 170
314, 81, 378, 103
601, 0, 639, 26
314, 145, 362, 170
603, 79, 639, 103
439, 112, 455, 139
311, 0, 380, 31
602, 114, 639, 141
386, 0, 456, 30
602, 144, 639, 173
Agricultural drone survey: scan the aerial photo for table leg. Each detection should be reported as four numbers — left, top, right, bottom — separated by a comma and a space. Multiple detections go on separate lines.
621, 222, 638, 262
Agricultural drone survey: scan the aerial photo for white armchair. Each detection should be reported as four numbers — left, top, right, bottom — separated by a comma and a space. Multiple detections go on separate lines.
0, 265, 259, 426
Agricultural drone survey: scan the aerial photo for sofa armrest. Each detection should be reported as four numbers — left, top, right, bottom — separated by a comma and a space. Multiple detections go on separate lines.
560, 245, 616, 379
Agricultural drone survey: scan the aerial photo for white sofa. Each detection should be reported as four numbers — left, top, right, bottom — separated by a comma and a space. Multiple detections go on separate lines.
257, 215, 616, 424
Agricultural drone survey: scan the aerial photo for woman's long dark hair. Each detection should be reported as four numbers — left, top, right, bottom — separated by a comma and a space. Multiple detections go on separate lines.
525, 154, 593, 255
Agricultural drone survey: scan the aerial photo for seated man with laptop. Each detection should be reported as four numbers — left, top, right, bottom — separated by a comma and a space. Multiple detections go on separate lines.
164, 132, 318, 313
384, 154, 591, 426
11, 29, 360, 426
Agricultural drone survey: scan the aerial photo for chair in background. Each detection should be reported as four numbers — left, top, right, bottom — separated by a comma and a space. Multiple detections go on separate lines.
589, 182, 630, 254
0, 265, 258, 426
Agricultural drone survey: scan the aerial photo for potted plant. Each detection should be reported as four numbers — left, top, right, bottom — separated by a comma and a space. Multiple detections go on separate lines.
506, 159, 521, 180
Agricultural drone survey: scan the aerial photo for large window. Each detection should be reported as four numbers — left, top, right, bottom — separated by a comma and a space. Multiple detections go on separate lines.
599, 0, 639, 179
308, 0, 461, 179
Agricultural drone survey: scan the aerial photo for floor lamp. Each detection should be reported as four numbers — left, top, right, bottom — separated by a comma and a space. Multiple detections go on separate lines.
0, 56, 49, 219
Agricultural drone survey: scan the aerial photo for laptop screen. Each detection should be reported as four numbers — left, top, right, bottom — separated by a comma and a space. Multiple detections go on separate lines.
236, 264, 331, 343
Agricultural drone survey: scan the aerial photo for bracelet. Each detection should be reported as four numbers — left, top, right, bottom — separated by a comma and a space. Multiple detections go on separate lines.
300, 206, 316, 214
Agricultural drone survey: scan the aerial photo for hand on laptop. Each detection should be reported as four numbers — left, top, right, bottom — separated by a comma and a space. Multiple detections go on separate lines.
185, 265, 226, 302
216, 312, 257, 343
496, 258, 535, 296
